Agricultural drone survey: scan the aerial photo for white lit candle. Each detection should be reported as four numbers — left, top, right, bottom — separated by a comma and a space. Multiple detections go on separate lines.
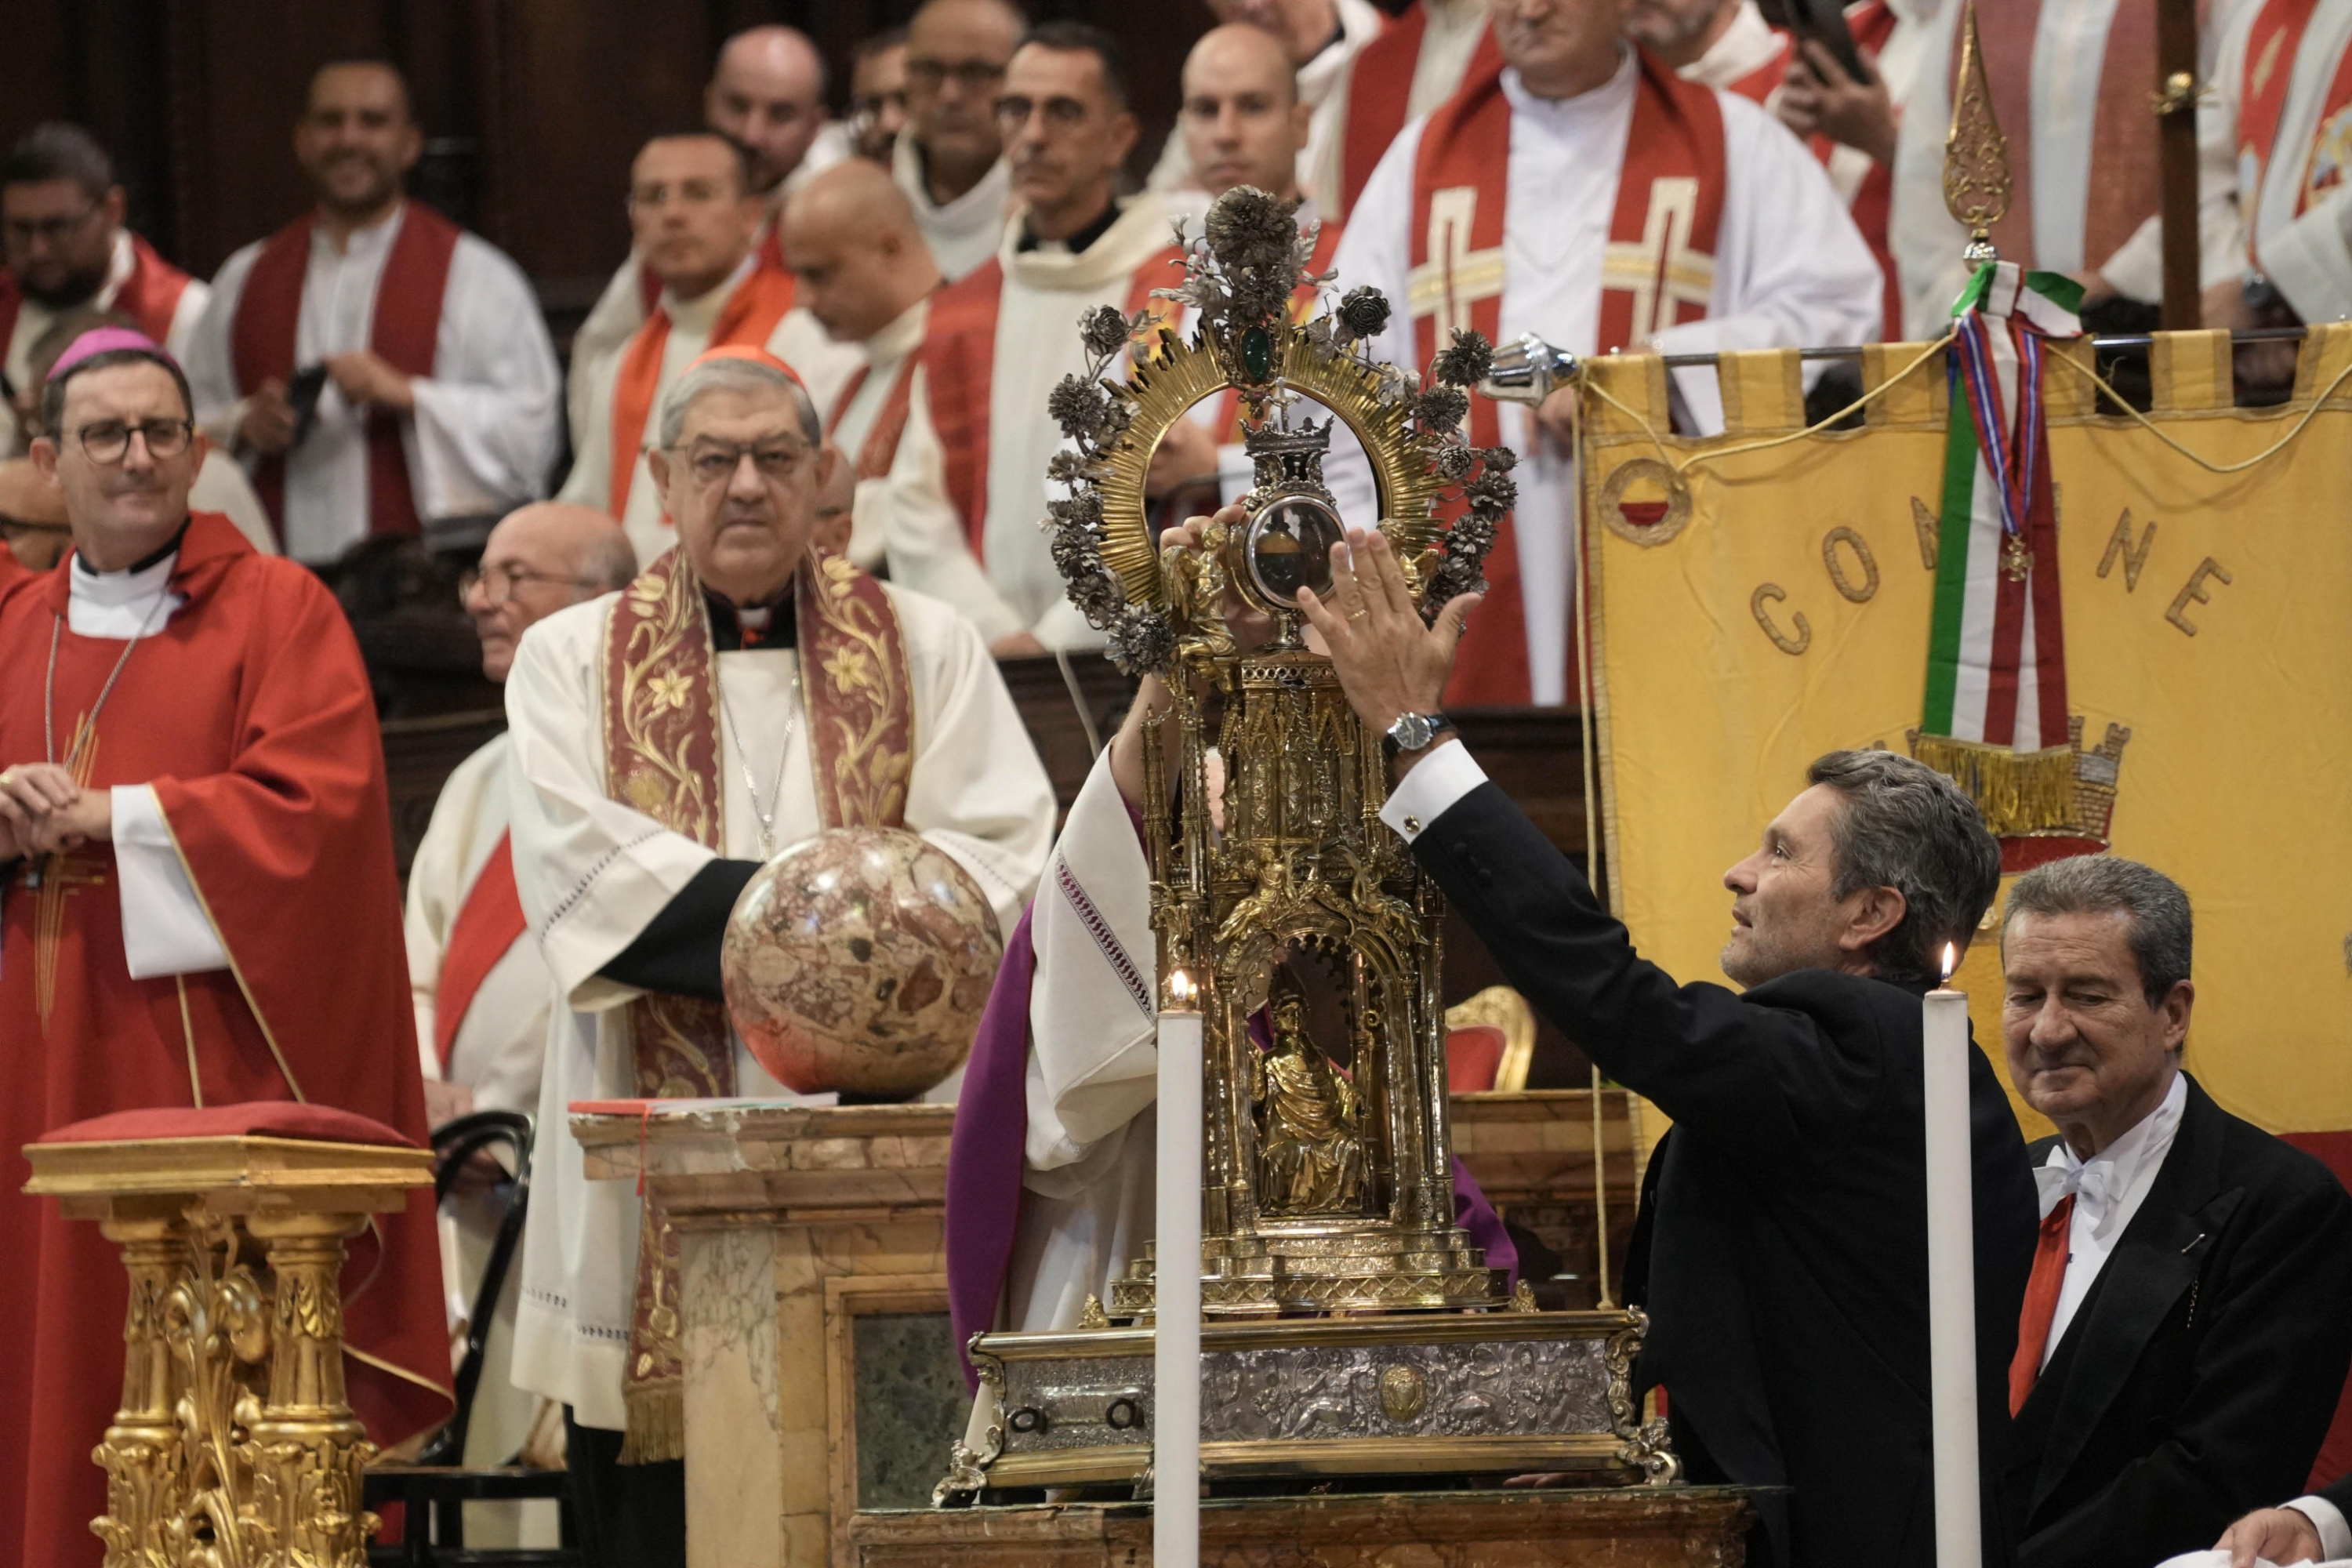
1154, 969, 1203, 1567
1924, 943, 1980, 1568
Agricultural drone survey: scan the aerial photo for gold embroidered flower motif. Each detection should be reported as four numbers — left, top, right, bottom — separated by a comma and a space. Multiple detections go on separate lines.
648, 671, 693, 710
627, 574, 667, 607
822, 644, 877, 699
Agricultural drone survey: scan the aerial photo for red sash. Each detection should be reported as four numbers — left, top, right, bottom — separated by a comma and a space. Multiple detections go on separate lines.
230, 202, 460, 543
2238, 0, 2352, 258
431, 830, 528, 1074
0, 231, 194, 366
1341, 7, 1505, 219
825, 352, 923, 482
1722, 31, 1794, 102
1411, 53, 1724, 706
598, 545, 913, 1459
922, 250, 1178, 559
607, 263, 799, 519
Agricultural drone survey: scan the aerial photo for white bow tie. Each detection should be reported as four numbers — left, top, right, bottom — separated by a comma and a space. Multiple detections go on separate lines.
2037, 1158, 2122, 1237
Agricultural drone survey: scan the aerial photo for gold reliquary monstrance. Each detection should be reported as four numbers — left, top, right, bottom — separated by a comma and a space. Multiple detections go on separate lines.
942, 189, 1676, 1498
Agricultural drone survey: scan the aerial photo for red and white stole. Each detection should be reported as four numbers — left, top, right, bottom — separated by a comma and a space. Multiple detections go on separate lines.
1410, 53, 1726, 706
432, 831, 527, 1076
1341, 6, 1505, 219
2238, 0, 2352, 260
824, 354, 922, 483
0, 231, 194, 369
231, 201, 459, 543
633, 215, 790, 315
598, 544, 915, 1461
1964, 0, 2205, 272
607, 263, 798, 519
921, 255, 1176, 559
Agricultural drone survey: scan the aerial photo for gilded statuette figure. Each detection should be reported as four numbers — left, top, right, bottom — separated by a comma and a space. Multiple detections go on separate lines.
1253, 980, 1367, 1214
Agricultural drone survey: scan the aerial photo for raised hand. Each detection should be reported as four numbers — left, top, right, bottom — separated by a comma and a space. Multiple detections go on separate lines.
1295, 527, 1479, 739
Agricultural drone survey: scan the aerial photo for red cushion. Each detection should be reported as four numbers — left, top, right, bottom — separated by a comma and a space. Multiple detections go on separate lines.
38, 1102, 417, 1149
1446, 1025, 1508, 1094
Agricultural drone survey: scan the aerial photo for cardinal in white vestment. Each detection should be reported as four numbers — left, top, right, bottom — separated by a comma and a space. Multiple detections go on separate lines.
1146, 0, 1388, 223
782, 160, 944, 572
1889, 0, 2249, 339
2210, 0, 2352, 328
885, 25, 1185, 654
893, 0, 1025, 282
560, 131, 857, 570
1334, 0, 1881, 707
508, 347, 1053, 1552
562, 26, 856, 459
186, 62, 559, 566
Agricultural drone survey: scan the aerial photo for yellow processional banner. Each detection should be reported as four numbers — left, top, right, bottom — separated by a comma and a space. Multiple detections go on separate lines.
1581, 327, 2352, 1145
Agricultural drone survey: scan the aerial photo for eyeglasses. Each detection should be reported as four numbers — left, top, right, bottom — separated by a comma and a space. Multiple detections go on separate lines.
993, 94, 1091, 131
72, 419, 194, 465
906, 57, 1007, 91
459, 564, 600, 608
3, 204, 102, 248
666, 438, 812, 488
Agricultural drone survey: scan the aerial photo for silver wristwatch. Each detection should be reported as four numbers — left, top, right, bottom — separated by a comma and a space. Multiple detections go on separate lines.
1381, 711, 1455, 758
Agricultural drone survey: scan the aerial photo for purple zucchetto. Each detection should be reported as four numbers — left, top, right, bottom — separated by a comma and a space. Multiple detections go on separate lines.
49, 326, 179, 381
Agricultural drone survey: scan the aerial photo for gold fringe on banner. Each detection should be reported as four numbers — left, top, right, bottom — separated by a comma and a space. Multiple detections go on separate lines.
1906, 731, 2080, 836
619, 1380, 687, 1465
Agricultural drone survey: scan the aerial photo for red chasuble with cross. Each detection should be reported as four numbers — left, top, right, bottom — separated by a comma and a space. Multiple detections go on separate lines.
1410, 53, 1726, 705
0, 514, 450, 1566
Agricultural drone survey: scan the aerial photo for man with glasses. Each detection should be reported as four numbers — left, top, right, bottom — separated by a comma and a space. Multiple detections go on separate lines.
402, 500, 634, 1549
895, 0, 1026, 280
0, 327, 453, 1568
185, 60, 560, 566
884, 21, 1174, 654
1, 123, 207, 455
509, 346, 1052, 1566
564, 27, 860, 459
562, 129, 858, 565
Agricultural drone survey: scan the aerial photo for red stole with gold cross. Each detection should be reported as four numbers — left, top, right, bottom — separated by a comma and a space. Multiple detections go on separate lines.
1409, 52, 1725, 705
598, 546, 914, 1460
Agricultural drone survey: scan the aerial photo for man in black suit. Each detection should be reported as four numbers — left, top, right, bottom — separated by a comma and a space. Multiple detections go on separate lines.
1997, 857, 2352, 1568
1294, 529, 2041, 1568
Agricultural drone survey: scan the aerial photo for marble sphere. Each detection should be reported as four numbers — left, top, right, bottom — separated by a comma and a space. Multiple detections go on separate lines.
721, 827, 1004, 1097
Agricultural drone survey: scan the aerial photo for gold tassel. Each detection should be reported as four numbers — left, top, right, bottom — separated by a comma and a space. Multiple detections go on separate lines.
618, 1380, 686, 1465
1907, 732, 2079, 836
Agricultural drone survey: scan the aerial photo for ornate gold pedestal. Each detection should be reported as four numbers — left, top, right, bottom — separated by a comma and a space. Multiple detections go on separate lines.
572, 1100, 957, 1568
22, 1133, 434, 1567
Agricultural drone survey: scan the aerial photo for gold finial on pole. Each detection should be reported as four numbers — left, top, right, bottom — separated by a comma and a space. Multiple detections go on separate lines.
1942, 0, 2013, 266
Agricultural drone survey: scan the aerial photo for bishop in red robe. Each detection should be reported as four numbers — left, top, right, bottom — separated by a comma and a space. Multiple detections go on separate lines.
0, 328, 448, 1566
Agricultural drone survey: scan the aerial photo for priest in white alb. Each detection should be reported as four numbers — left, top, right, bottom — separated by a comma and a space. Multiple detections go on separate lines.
884, 22, 1180, 654
1335, 0, 1502, 219
895, 0, 1024, 281
507, 347, 1054, 1561
560, 131, 853, 568
185, 61, 559, 566
1333, 0, 1882, 706
1889, 0, 2244, 339
564, 25, 855, 457
781, 158, 944, 572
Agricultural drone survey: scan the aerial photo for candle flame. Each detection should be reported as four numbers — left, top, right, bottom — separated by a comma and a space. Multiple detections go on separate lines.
1940, 942, 1958, 983
1167, 969, 1196, 1007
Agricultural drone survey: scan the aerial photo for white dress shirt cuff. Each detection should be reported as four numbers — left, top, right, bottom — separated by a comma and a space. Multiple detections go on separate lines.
2285, 1495, 2352, 1563
113, 785, 230, 979
1377, 739, 1486, 843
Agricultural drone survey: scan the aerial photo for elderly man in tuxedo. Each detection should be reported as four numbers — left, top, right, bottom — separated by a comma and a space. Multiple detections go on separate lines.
1996, 855, 2352, 1568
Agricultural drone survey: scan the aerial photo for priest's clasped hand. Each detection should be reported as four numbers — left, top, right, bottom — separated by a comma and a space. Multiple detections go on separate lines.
1296, 527, 1479, 757
0, 763, 111, 859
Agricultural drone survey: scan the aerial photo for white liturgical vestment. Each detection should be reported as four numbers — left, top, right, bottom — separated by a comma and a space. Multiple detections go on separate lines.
894, 134, 1015, 283
826, 297, 930, 571
187, 203, 561, 564
884, 194, 1175, 648
503, 576, 1055, 1431
1333, 53, 1881, 702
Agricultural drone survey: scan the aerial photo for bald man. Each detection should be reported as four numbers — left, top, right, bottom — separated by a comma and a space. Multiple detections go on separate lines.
1147, 0, 1385, 220
784, 159, 942, 572
564, 27, 859, 455
0, 456, 70, 579
895, 0, 1023, 279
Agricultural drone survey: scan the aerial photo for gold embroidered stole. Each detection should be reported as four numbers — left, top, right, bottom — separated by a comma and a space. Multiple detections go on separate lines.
600, 547, 913, 1461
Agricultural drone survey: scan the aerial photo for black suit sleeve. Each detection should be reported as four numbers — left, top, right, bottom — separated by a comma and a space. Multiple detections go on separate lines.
2020, 1170, 2352, 1568
2324, 1468, 2352, 1522
1414, 782, 1909, 1165
596, 858, 760, 1000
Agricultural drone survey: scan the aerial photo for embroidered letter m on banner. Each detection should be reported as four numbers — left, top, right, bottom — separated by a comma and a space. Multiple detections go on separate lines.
1602, 177, 1715, 344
